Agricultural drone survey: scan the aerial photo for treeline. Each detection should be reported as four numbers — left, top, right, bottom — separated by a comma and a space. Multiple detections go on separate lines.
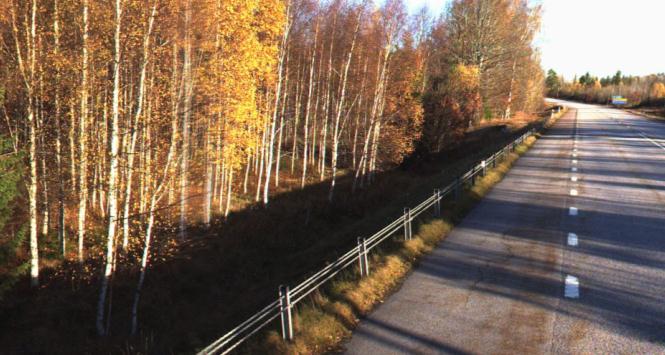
0, 0, 543, 339
547, 69, 665, 106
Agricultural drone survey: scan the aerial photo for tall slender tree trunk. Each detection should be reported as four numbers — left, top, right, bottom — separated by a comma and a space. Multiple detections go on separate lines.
255, 117, 267, 202
290, 59, 302, 174
263, 4, 290, 205
77, 0, 90, 262
28, 105, 38, 286
131, 92, 178, 335
275, 51, 289, 188
300, 21, 318, 188
37, 68, 49, 238
243, 152, 251, 194
224, 169, 233, 217
168, 44, 181, 206
97, 0, 122, 335
503, 58, 517, 120
179, 0, 193, 239
329, 13, 360, 201
10, 0, 40, 287
29, 0, 39, 287
318, 13, 337, 181
53, 0, 65, 256
123, 3, 156, 249
203, 127, 213, 226
99, 89, 108, 217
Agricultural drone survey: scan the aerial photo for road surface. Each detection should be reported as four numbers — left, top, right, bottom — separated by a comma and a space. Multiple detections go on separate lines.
343, 100, 665, 354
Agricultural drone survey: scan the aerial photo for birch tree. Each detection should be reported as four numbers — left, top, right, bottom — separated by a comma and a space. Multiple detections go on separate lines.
9, 0, 40, 287
97, 0, 123, 336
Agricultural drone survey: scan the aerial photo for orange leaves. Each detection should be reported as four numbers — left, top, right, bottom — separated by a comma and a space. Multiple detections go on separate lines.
649, 82, 665, 100
422, 64, 481, 153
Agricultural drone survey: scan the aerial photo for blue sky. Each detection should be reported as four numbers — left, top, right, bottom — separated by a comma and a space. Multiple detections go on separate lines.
404, 0, 665, 79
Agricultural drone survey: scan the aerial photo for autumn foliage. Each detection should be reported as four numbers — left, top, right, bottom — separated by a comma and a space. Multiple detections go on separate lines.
551, 70, 665, 106
0, 0, 545, 352
423, 64, 481, 153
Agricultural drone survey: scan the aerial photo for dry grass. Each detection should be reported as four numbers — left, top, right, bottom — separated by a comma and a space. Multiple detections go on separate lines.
244, 116, 554, 354
474, 112, 541, 132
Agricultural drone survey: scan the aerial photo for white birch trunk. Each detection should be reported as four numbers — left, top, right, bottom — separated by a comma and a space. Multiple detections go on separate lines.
224, 169, 233, 217
53, 0, 65, 255
300, 21, 318, 188
10, 0, 40, 287
77, 0, 89, 262
329, 14, 360, 201
263, 4, 290, 205
97, 0, 122, 335
179, 0, 193, 239
131, 87, 179, 335
123, 4, 156, 249
275, 51, 289, 188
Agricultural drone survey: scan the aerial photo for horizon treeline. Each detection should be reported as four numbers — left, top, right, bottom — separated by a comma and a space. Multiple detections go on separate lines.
546, 69, 665, 106
0, 0, 544, 339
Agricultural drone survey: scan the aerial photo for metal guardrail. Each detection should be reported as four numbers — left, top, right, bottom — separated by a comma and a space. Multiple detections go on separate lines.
199, 127, 539, 355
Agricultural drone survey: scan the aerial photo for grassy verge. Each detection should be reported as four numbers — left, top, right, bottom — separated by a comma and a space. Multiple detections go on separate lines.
241, 108, 566, 354
625, 108, 665, 122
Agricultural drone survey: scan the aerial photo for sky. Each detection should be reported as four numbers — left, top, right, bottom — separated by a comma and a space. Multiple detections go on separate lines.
404, 0, 665, 80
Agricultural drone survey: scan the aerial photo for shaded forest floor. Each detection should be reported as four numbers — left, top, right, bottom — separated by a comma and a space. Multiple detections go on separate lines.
0, 109, 556, 354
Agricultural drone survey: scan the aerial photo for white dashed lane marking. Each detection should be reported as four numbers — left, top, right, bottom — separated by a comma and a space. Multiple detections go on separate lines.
565, 115, 580, 300
638, 132, 665, 151
565, 275, 580, 299
567, 233, 578, 246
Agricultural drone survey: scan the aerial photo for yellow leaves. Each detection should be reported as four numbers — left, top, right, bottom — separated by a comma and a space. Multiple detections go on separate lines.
452, 64, 480, 89
593, 79, 602, 90
191, 0, 285, 173
649, 82, 665, 99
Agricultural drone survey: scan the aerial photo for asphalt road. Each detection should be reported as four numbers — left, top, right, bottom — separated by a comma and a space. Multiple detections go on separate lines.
342, 100, 665, 354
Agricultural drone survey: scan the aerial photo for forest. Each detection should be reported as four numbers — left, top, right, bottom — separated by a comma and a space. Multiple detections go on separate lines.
0, 0, 544, 353
547, 69, 665, 107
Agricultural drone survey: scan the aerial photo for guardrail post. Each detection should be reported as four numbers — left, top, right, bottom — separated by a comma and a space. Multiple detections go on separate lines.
481, 160, 486, 176
403, 208, 412, 240
279, 285, 293, 341
357, 238, 369, 277
406, 208, 413, 240
362, 238, 370, 276
434, 189, 441, 217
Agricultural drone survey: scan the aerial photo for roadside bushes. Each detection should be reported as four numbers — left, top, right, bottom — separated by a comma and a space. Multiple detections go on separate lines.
0, 137, 26, 300
422, 64, 481, 154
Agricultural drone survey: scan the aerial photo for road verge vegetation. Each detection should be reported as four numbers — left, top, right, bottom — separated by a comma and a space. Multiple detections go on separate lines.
241, 107, 567, 354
